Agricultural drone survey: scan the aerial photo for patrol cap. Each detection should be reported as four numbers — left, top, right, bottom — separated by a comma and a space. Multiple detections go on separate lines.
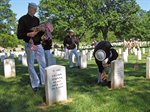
28, 3, 38, 8
95, 49, 106, 61
68, 29, 74, 33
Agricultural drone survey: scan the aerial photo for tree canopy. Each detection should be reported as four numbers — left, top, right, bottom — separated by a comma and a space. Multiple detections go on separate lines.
38, 0, 150, 43
0, 0, 18, 48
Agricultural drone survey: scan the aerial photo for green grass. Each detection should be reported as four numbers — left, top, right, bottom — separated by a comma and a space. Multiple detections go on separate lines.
0, 49, 150, 112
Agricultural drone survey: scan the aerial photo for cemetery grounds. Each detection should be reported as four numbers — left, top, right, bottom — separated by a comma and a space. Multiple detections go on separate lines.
0, 47, 150, 112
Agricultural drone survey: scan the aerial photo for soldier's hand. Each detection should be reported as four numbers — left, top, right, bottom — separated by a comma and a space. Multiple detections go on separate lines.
103, 63, 110, 68
66, 44, 69, 47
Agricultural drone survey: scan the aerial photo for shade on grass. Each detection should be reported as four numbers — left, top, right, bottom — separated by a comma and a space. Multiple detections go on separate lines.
0, 49, 150, 112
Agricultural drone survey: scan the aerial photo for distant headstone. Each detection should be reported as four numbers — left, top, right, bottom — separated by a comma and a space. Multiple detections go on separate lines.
45, 65, 67, 105
87, 51, 93, 61
118, 48, 122, 55
146, 57, 150, 79
4, 59, 16, 78
54, 49, 58, 57
85, 49, 88, 54
125, 48, 128, 57
142, 48, 145, 54
15, 51, 25, 57
82, 50, 86, 55
80, 51, 87, 68
134, 48, 137, 55
22, 56, 28, 66
111, 60, 124, 89
0, 53, 5, 57
57, 51, 61, 57
60, 51, 65, 59
137, 50, 142, 60
123, 52, 128, 62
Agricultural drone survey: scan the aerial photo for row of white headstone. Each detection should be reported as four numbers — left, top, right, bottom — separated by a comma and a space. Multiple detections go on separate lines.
1, 49, 150, 105
2, 57, 150, 105
57, 50, 93, 68
115, 47, 149, 55
55, 49, 93, 61
121, 48, 150, 62
55, 47, 150, 65
0, 52, 26, 62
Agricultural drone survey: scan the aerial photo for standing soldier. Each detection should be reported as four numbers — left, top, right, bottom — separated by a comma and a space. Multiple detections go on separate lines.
63, 30, 80, 68
17, 3, 46, 92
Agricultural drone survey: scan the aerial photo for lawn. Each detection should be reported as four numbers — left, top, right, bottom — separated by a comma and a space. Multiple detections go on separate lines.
0, 49, 150, 112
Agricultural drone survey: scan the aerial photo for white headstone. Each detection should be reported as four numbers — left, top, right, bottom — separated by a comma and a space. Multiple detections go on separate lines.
60, 51, 65, 59
57, 51, 61, 57
142, 48, 145, 54
54, 49, 58, 57
111, 60, 124, 89
82, 50, 86, 55
22, 56, 28, 66
85, 49, 88, 54
4, 59, 16, 78
80, 53, 87, 68
125, 48, 128, 57
146, 57, 150, 79
15, 51, 25, 57
134, 48, 137, 55
118, 48, 122, 55
45, 65, 67, 105
0, 53, 5, 57
123, 52, 128, 62
137, 50, 142, 60
87, 51, 93, 61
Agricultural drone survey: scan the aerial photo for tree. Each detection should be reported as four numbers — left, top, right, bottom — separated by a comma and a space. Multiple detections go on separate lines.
111, 0, 141, 40
38, 0, 143, 42
0, 0, 17, 48
90, 0, 141, 41
0, 34, 18, 48
136, 10, 150, 41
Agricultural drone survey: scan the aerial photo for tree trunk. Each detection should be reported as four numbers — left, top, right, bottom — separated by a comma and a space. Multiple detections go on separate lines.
101, 27, 108, 41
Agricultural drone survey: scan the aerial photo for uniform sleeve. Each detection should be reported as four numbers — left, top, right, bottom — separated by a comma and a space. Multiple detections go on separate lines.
17, 18, 31, 42
107, 49, 118, 64
95, 58, 104, 73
